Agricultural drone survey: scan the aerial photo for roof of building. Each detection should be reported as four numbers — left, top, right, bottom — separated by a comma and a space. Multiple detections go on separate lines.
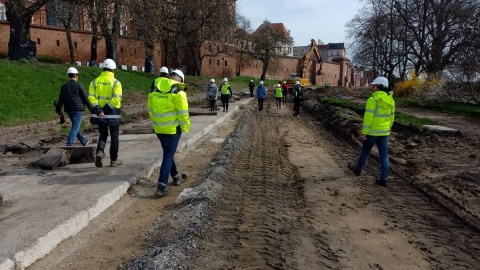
328, 43, 345, 49
254, 21, 293, 43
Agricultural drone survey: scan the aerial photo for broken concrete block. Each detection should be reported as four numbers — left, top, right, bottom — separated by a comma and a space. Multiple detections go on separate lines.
31, 148, 70, 170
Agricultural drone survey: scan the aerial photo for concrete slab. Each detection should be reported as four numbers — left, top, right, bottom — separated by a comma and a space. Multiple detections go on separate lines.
422, 125, 459, 132
0, 98, 252, 270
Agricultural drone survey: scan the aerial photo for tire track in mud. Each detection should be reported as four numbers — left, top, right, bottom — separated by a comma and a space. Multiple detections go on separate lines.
306, 110, 480, 269
187, 99, 306, 269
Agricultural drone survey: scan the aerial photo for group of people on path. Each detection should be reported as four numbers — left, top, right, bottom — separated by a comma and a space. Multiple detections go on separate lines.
55, 61, 190, 198
55, 64, 395, 198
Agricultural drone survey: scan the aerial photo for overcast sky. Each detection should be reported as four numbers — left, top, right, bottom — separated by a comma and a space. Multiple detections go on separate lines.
236, 0, 364, 47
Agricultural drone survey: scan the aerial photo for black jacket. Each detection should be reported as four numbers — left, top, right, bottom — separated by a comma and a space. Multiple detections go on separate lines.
57, 80, 93, 113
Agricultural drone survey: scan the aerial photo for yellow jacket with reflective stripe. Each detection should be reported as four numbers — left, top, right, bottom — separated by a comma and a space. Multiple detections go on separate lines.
220, 83, 231, 95
148, 77, 190, 134
88, 71, 122, 109
362, 91, 395, 136
275, 87, 283, 98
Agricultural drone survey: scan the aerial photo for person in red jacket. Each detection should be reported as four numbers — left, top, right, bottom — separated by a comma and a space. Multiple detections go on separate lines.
281, 81, 289, 105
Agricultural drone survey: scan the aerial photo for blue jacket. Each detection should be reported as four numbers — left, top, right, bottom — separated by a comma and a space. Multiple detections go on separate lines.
257, 85, 267, 99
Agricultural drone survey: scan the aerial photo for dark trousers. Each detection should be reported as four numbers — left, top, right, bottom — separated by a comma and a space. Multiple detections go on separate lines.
293, 99, 301, 115
97, 125, 119, 160
209, 100, 216, 112
282, 91, 287, 104
249, 89, 254, 97
258, 98, 265, 111
221, 94, 230, 111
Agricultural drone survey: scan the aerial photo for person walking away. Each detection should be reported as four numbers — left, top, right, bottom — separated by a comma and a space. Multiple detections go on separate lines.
89, 59, 123, 168
248, 80, 255, 97
257, 81, 267, 111
275, 83, 283, 109
56, 67, 95, 147
220, 77, 232, 112
207, 78, 218, 113
148, 69, 190, 197
150, 67, 169, 92
348, 76, 395, 186
292, 81, 303, 117
281, 81, 288, 105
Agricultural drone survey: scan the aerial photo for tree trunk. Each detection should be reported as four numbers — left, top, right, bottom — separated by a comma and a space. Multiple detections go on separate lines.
65, 27, 75, 64
144, 40, 155, 74
7, 7, 36, 61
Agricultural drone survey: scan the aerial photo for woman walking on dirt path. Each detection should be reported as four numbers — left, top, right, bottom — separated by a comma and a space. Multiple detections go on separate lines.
275, 84, 283, 109
257, 81, 267, 111
348, 76, 395, 186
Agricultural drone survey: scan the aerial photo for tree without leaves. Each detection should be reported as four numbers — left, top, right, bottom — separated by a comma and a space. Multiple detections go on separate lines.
234, 13, 253, 76
251, 20, 290, 80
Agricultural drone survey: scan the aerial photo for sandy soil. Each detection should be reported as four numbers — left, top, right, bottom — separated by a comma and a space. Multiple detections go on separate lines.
1, 93, 478, 269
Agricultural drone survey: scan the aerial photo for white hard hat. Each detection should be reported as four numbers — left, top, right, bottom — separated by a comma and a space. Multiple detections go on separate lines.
371, 76, 389, 88
170, 69, 185, 82
276, 84, 281, 88
295, 81, 300, 85
283, 81, 286, 84
250, 80, 253, 82
159, 66, 169, 74
67, 67, 78, 75
103, 59, 116, 70
223, 78, 228, 83
210, 79, 215, 83
260, 81, 264, 85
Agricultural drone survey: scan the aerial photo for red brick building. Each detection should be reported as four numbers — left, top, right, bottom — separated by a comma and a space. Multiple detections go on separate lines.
0, 0, 365, 87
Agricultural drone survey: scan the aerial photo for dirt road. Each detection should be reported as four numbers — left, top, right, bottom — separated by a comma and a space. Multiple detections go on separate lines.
26, 96, 480, 269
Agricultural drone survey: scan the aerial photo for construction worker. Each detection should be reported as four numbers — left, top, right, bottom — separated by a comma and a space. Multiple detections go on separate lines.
281, 81, 288, 105
150, 66, 169, 92
348, 76, 395, 186
256, 81, 267, 111
275, 83, 283, 109
220, 77, 232, 112
56, 67, 94, 147
292, 81, 303, 117
88, 59, 123, 168
148, 69, 190, 197
248, 80, 255, 97
207, 78, 218, 113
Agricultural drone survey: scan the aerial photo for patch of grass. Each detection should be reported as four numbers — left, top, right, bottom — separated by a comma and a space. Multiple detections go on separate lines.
398, 99, 480, 118
0, 60, 272, 127
322, 97, 437, 128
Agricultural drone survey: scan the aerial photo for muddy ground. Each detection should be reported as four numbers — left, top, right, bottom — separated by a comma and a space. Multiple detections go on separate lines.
2, 91, 479, 269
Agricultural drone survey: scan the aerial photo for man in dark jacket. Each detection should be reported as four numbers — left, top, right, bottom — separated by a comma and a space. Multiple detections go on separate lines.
292, 81, 303, 117
56, 67, 94, 147
248, 80, 255, 97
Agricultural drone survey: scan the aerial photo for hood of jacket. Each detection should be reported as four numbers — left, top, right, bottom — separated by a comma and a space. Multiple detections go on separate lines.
372, 91, 395, 106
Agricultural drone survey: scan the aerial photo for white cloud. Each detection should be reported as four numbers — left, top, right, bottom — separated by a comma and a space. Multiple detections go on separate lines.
236, 0, 363, 46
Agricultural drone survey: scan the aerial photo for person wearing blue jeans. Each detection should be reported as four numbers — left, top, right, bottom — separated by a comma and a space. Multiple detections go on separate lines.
66, 111, 88, 146
157, 131, 182, 190
148, 70, 190, 197
348, 76, 395, 186
56, 67, 94, 147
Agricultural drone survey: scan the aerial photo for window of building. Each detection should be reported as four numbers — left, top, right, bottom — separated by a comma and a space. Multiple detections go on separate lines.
337, 50, 340, 56
74, 42, 77, 48
209, 59, 212, 66
56, 40, 60, 46
217, 60, 220, 66
0, 4, 6, 20
224, 60, 227, 67
46, 2, 80, 28
37, 38, 41, 45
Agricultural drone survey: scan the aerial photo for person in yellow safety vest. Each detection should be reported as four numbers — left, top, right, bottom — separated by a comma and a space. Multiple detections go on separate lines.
348, 76, 395, 186
275, 83, 283, 109
220, 78, 232, 112
148, 69, 190, 198
88, 58, 123, 168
